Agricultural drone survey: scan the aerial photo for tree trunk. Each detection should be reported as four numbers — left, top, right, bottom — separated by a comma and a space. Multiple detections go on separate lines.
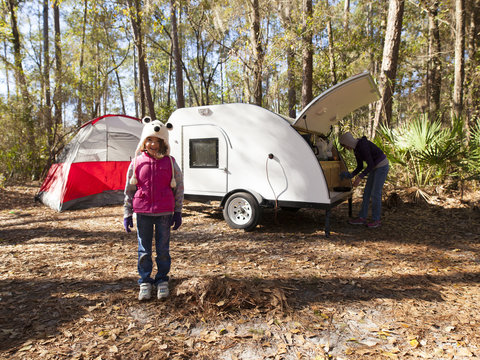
301, 0, 313, 108
7, 0, 30, 104
453, 0, 465, 121
287, 47, 296, 118
326, 11, 337, 85
426, 0, 441, 119
250, 0, 264, 106
366, 2, 378, 137
128, 0, 155, 119
278, 1, 297, 117
373, 0, 405, 134
466, 0, 480, 120
115, 68, 126, 115
466, 0, 479, 58
167, 43, 173, 108
77, 0, 88, 126
243, 63, 251, 102
42, 0, 52, 138
138, 65, 146, 117
92, 43, 101, 118
3, 42, 10, 98
133, 46, 139, 118
53, 0, 62, 127
141, 54, 155, 119
6, 0, 35, 176
343, 0, 350, 31
171, 0, 185, 109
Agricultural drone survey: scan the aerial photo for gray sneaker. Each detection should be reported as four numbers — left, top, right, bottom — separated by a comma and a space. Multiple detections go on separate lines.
157, 281, 169, 299
138, 283, 152, 301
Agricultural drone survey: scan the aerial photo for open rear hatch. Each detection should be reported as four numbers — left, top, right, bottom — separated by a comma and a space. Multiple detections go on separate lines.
292, 72, 380, 135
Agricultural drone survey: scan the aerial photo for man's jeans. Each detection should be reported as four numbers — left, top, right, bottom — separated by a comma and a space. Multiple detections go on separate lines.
136, 214, 171, 285
358, 164, 389, 221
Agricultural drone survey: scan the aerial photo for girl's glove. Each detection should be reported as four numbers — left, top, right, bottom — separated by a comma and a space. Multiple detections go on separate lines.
171, 212, 182, 230
123, 216, 133, 233
340, 171, 353, 180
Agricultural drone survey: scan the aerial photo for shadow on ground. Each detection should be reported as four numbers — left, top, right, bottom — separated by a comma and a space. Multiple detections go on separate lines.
5, 268, 480, 353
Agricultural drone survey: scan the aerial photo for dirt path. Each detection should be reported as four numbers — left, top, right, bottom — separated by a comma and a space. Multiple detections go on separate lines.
1, 184, 479, 359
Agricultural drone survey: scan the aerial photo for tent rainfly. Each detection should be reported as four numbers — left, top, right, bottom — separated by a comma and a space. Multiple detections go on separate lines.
36, 114, 142, 211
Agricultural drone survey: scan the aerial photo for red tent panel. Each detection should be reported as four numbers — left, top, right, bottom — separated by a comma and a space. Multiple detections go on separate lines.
63, 161, 130, 202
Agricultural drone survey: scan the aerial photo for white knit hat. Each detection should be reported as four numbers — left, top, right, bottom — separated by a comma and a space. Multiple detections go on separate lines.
130, 116, 176, 187
339, 132, 358, 149
135, 116, 171, 156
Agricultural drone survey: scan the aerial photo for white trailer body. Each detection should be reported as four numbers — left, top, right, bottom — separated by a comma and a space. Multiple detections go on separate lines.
166, 72, 380, 235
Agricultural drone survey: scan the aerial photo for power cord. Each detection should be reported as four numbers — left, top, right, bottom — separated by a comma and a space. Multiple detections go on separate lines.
265, 153, 288, 224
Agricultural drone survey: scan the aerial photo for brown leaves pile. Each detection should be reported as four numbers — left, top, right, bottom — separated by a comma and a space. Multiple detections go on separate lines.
173, 276, 289, 317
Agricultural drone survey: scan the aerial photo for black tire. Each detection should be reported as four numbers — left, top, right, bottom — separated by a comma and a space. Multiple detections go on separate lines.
223, 192, 261, 231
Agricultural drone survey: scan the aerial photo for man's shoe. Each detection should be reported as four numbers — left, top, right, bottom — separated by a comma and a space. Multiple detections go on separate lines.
349, 217, 366, 225
157, 281, 169, 299
367, 220, 381, 228
138, 283, 152, 301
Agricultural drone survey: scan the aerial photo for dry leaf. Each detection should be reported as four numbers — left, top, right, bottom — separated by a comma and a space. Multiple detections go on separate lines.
409, 338, 420, 348
456, 348, 473, 357
383, 351, 398, 359
204, 331, 219, 343
139, 341, 155, 352
18, 345, 33, 352
276, 343, 287, 355
185, 338, 194, 348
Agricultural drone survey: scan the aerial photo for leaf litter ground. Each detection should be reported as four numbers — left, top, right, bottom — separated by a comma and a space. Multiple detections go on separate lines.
0, 183, 479, 359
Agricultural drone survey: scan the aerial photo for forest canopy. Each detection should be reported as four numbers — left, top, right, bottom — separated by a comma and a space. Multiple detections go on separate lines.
0, 0, 479, 188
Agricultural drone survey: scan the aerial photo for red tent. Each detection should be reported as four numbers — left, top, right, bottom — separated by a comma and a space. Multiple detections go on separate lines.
37, 114, 142, 211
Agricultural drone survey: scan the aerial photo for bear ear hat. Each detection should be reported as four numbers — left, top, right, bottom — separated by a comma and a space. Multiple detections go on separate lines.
142, 116, 152, 124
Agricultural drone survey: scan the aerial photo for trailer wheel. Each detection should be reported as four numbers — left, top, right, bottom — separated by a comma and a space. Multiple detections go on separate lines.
223, 192, 261, 231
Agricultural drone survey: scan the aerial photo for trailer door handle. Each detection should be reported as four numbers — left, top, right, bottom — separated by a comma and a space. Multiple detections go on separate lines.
219, 167, 227, 172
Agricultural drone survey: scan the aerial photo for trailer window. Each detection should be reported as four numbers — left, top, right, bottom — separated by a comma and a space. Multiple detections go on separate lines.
189, 138, 218, 168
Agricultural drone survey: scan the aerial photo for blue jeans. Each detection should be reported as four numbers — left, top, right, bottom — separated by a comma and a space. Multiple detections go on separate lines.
358, 164, 389, 221
136, 214, 172, 285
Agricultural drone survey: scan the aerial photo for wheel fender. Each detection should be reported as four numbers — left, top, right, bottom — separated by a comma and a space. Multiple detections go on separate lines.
221, 189, 264, 207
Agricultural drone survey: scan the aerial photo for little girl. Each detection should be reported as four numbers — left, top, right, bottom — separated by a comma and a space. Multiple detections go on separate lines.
123, 116, 184, 301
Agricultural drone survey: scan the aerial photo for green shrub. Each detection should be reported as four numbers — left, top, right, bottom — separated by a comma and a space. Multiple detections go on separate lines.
375, 114, 477, 188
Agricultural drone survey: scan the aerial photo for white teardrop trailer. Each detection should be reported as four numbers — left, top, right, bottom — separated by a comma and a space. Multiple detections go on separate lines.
166, 72, 380, 236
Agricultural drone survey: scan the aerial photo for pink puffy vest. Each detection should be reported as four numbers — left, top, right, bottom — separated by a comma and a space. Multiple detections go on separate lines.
132, 152, 175, 214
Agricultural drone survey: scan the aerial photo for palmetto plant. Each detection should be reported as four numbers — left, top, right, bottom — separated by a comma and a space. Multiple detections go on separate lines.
454, 117, 480, 181
375, 115, 468, 188
469, 119, 480, 171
